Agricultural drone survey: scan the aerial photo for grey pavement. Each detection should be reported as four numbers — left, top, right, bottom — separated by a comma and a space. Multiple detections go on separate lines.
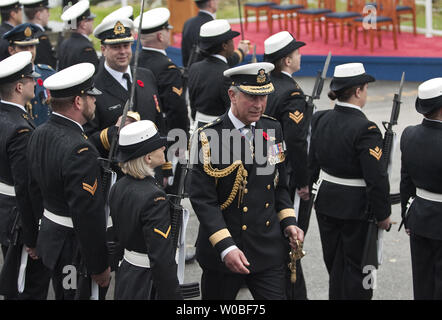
0, 76, 420, 300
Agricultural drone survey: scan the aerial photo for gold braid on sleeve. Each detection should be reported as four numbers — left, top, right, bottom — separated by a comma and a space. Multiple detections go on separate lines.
200, 131, 248, 210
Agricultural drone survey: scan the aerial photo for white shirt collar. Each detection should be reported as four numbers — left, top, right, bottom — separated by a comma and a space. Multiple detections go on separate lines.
281, 71, 293, 78
104, 61, 132, 90
1, 100, 27, 113
52, 112, 84, 131
211, 54, 227, 64
336, 100, 363, 112
142, 47, 167, 56
200, 10, 216, 19
80, 33, 92, 41
34, 23, 45, 32
424, 117, 442, 124
228, 108, 256, 130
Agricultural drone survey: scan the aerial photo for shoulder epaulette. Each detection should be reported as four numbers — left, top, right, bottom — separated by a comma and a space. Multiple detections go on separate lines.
197, 117, 222, 133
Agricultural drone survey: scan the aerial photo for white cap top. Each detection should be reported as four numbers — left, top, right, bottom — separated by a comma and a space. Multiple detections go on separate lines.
134, 7, 170, 32
119, 120, 158, 146
0, 51, 32, 78
0, 0, 19, 7
200, 19, 231, 37
264, 31, 293, 54
44, 62, 94, 90
418, 78, 442, 100
61, 0, 90, 22
333, 63, 366, 78
224, 62, 274, 77
19, 0, 45, 5
93, 18, 134, 38
102, 5, 133, 23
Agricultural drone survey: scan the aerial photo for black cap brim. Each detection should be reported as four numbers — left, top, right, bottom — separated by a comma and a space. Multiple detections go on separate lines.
264, 39, 305, 63
330, 73, 375, 91
116, 134, 167, 163
415, 95, 442, 115
199, 30, 240, 51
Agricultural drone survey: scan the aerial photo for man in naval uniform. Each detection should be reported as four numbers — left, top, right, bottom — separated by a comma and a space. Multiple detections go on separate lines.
0, 0, 22, 60
400, 78, 442, 299
263, 31, 309, 300
27, 63, 110, 300
189, 62, 304, 300
135, 7, 189, 134
0, 51, 50, 299
88, 18, 172, 179
4, 22, 55, 126
57, 0, 98, 71
308, 63, 392, 299
187, 19, 247, 128
20, 0, 56, 69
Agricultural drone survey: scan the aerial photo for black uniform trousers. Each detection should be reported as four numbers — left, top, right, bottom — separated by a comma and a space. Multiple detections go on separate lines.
316, 212, 373, 300
201, 265, 286, 300
410, 233, 442, 300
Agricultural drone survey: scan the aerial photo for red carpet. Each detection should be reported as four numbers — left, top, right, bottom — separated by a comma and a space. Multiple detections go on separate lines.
172, 21, 442, 58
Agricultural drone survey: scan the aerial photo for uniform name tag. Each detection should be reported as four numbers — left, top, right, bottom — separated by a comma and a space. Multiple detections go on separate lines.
268, 142, 285, 165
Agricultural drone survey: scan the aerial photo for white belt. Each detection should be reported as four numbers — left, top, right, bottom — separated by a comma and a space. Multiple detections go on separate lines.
0, 181, 15, 197
416, 188, 442, 202
319, 170, 367, 187
123, 249, 150, 268
44, 209, 114, 229
195, 111, 219, 125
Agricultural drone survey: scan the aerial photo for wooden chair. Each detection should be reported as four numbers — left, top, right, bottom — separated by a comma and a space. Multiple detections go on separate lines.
296, 0, 335, 41
396, 0, 417, 35
244, 1, 279, 32
268, 0, 307, 34
353, 0, 398, 52
323, 0, 365, 46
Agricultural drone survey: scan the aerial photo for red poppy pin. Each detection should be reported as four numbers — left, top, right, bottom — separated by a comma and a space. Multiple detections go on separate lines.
137, 80, 144, 87
37, 78, 43, 86
263, 131, 269, 141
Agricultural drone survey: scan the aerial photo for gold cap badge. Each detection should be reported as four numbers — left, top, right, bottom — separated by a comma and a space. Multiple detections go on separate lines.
113, 21, 125, 35
24, 27, 32, 37
257, 69, 266, 84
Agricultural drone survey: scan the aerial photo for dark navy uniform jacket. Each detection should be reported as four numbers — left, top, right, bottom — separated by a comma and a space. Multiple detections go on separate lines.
26, 63, 55, 127
309, 104, 391, 221
136, 49, 189, 133
0, 22, 13, 60
34, 26, 57, 69
400, 119, 442, 240
188, 56, 232, 117
109, 175, 182, 300
266, 72, 309, 190
189, 113, 296, 274
27, 114, 108, 274
0, 102, 36, 247
57, 32, 99, 71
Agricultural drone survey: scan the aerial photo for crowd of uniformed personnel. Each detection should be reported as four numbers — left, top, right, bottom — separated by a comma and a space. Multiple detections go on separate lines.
0, 0, 441, 301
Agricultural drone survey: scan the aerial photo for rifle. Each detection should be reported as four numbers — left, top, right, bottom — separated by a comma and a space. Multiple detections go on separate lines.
303, 52, 332, 219
0, 207, 22, 297
362, 72, 405, 269
168, 147, 201, 299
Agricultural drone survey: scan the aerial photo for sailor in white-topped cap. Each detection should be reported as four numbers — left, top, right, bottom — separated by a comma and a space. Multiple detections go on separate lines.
0, 0, 22, 60
57, 0, 98, 71
309, 62, 391, 299
189, 61, 304, 300
20, 0, 56, 68
27, 62, 111, 300
264, 31, 309, 300
136, 7, 189, 135
109, 120, 183, 300
400, 77, 442, 300
0, 50, 52, 300
187, 19, 249, 127
102, 5, 133, 23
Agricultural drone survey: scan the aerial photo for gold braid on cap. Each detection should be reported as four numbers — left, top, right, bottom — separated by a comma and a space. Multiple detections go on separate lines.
200, 131, 248, 210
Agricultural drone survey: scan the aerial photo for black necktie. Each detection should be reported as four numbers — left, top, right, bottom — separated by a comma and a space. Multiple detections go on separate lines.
123, 72, 132, 91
